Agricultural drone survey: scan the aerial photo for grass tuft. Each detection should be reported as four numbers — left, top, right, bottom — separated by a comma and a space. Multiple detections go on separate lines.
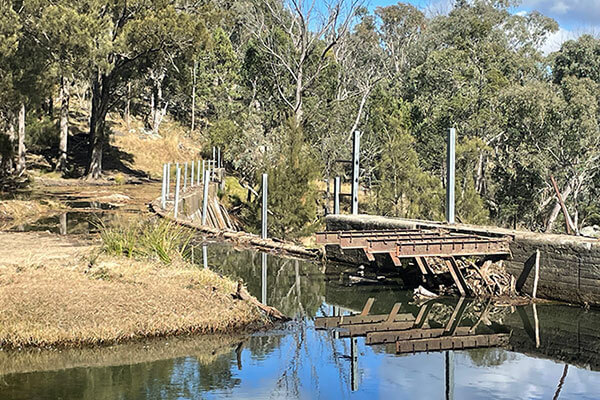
97, 218, 193, 263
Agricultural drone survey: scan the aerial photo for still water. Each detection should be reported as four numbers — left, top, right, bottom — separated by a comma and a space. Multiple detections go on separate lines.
2, 243, 600, 399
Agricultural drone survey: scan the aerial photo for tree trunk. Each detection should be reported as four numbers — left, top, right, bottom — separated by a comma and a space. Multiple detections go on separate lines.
151, 70, 166, 135
546, 178, 574, 232
16, 102, 26, 173
293, 67, 303, 128
87, 71, 111, 179
125, 82, 131, 129
57, 76, 70, 172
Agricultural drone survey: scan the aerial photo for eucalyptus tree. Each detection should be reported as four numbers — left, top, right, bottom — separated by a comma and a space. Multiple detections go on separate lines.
83, 0, 204, 179
248, 0, 363, 128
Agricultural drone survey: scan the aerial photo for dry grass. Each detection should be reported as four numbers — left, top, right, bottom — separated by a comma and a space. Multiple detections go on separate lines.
0, 255, 267, 349
111, 116, 204, 179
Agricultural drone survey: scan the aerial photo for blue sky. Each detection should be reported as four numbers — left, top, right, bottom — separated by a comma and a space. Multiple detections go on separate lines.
368, 0, 600, 53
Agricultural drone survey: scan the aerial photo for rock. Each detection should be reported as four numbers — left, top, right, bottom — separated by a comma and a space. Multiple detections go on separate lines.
580, 225, 600, 238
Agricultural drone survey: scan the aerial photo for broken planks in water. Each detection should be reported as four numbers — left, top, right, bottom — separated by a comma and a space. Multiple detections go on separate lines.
366, 327, 474, 345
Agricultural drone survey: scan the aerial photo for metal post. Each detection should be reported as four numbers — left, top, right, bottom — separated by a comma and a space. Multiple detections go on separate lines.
191, 160, 194, 187
445, 351, 454, 400
217, 147, 221, 169
197, 160, 201, 185
334, 176, 341, 214
261, 252, 267, 305
203, 245, 208, 269
184, 162, 188, 191
166, 163, 171, 198
161, 163, 167, 208
202, 169, 210, 225
261, 173, 268, 239
351, 130, 360, 215
351, 337, 358, 391
212, 146, 216, 161
446, 128, 456, 224
174, 167, 181, 219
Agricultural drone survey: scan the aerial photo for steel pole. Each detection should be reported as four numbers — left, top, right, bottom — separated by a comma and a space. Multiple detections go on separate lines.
197, 159, 201, 185
161, 163, 167, 208
202, 169, 210, 225
166, 163, 171, 198
262, 173, 268, 239
351, 130, 360, 215
217, 147, 221, 169
174, 167, 181, 219
184, 162, 188, 191
191, 160, 194, 187
334, 176, 341, 214
446, 128, 456, 224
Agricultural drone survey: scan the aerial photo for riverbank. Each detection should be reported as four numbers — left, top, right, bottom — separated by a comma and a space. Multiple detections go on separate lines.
0, 231, 270, 349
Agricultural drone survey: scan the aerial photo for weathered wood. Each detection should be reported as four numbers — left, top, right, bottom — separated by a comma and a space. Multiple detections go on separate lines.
338, 321, 415, 337
550, 174, 574, 235
367, 327, 473, 345
314, 313, 415, 329
395, 333, 510, 354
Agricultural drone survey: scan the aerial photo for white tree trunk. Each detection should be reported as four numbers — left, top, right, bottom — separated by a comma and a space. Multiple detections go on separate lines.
17, 102, 26, 173
57, 77, 70, 172
546, 178, 574, 232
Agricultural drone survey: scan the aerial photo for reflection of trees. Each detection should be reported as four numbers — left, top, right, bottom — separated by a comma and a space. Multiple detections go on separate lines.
205, 245, 326, 318
467, 348, 515, 367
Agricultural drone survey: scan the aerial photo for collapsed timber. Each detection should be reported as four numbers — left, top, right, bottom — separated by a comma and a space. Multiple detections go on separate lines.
317, 228, 537, 304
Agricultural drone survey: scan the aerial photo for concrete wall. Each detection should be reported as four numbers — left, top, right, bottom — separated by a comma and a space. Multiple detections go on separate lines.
325, 214, 600, 307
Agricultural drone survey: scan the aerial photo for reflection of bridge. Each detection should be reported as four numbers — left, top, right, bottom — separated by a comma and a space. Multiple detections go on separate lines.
315, 298, 511, 396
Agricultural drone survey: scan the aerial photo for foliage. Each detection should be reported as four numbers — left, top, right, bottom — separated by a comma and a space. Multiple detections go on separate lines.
98, 218, 193, 263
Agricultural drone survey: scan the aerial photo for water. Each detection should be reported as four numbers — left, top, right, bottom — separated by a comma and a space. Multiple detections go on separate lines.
2, 243, 600, 399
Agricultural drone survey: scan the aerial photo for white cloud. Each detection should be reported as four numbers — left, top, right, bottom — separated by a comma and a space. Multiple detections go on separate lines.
521, 0, 600, 27
540, 26, 574, 55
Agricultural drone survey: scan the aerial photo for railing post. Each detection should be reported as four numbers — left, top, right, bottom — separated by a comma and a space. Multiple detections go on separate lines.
184, 162, 188, 191
191, 160, 194, 187
197, 159, 201, 185
166, 163, 171, 198
202, 169, 210, 225
217, 147, 221, 169
212, 146, 216, 161
351, 130, 360, 215
334, 176, 341, 214
161, 163, 167, 208
446, 128, 456, 224
262, 173, 268, 239
174, 167, 181, 219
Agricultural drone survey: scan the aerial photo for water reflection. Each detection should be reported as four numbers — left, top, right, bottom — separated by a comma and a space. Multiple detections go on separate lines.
2, 243, 600, 399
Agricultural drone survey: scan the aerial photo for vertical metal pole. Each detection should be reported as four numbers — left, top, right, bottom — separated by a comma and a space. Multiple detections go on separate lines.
351, 130, 360, 215
191, 160, 194, 187
203, 244, 208, 269
166, 163, 171, 198
351, 337, 358, 391
334, 176, 341, 214
261, 252, 267, 305
445, 351, 454, 400
197, 159, 201, 185
261, 173, 268, 239
212, 146, 216, 161
202, 169, 210, 225
217, 147, 221, 169
161, 163, 167, 208
202, 160, 205, 183
184, 162, 188, 191
174, 167, 181, 219
446, 128, 456, 224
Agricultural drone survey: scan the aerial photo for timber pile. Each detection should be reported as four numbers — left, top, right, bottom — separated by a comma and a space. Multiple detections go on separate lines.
423, 257, 517, 298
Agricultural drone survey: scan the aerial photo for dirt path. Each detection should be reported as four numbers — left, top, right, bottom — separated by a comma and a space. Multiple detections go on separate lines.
0, 231, 97, 267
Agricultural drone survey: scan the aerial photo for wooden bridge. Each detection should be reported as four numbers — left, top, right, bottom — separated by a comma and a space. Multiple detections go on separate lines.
316, 228, 512, 295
